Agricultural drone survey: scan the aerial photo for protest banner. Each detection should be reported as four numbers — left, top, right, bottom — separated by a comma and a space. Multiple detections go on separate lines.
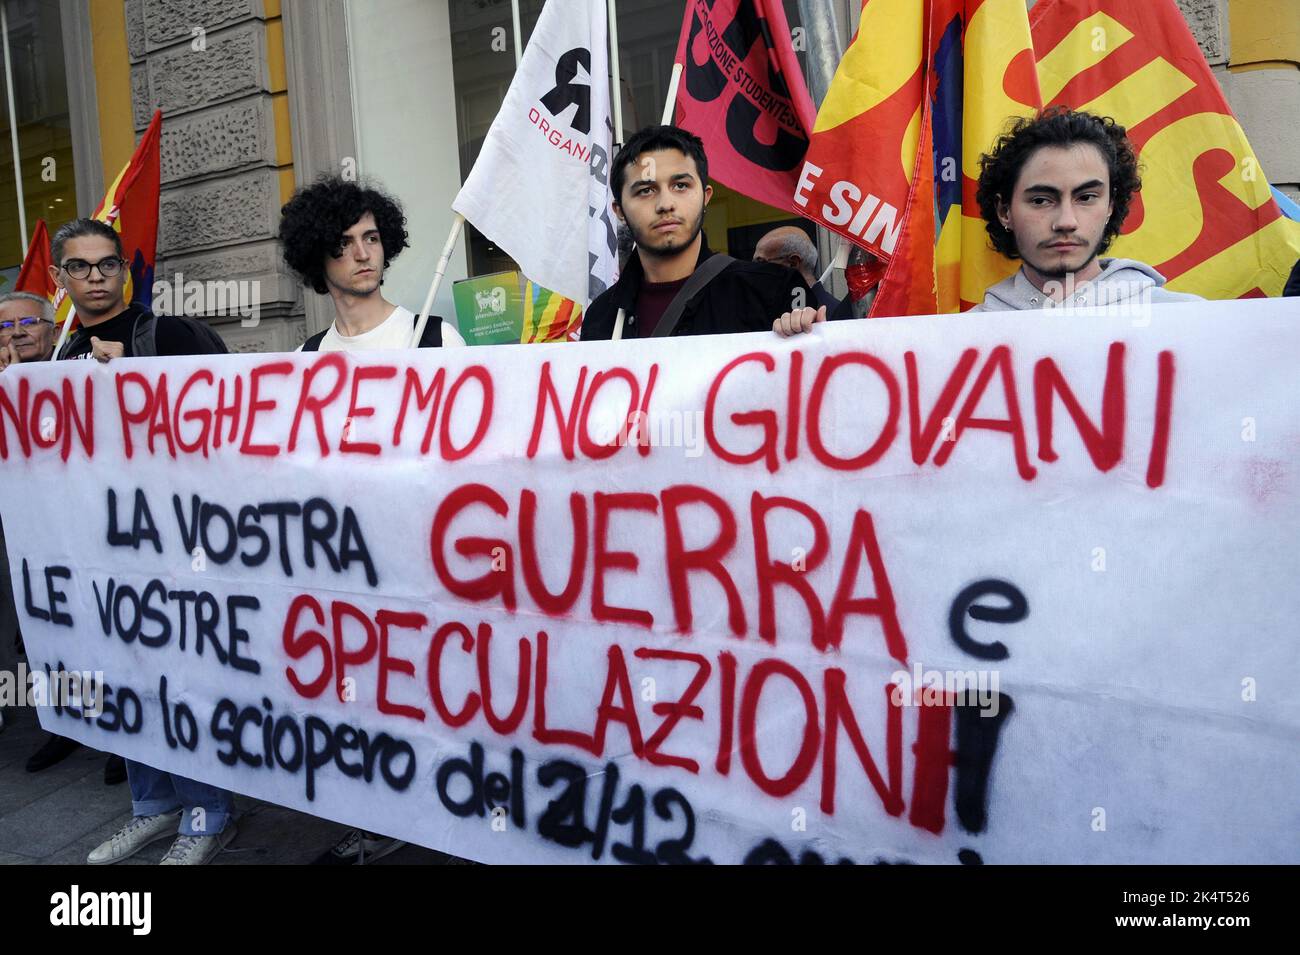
1, 297, 1295, 864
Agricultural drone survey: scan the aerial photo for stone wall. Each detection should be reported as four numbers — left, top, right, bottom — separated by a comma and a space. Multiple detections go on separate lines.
126, 0, 304, 353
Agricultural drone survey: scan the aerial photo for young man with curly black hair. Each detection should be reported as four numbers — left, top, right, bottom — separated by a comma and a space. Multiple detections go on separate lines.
278, 176, 464, 351
277, 178, 463, 866
972, 106, 1200, 312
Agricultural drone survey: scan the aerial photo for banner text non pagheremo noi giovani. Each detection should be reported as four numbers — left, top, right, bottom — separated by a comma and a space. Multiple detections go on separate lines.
2, 298, 1296, 864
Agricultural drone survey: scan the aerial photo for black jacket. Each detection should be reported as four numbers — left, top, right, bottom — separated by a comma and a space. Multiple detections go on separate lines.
56, 303, 226, 360
580, 236, 812, 340
1285, 257, 1300, 297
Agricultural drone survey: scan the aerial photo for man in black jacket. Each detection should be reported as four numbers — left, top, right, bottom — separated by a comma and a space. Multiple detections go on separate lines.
580, 125, 823, 341
1284, 257, 1300, 297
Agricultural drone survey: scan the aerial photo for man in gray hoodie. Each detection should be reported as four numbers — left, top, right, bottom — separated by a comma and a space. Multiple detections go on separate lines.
971, 107, 1201, 313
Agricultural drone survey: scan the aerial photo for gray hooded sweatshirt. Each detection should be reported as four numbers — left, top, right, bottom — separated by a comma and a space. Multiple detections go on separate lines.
970, 258, 1202, 312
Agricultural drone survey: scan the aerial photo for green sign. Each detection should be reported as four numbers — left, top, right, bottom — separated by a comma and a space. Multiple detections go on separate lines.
452, 271, 524, 345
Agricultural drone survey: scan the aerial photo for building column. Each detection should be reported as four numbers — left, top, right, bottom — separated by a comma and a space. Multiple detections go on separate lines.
60, 0, 104, 214
281, 0, 358, 336
126, 0, 304, 352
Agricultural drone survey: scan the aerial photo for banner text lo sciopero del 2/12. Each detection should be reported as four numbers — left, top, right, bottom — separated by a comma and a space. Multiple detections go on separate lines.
2, 298, 1296, 864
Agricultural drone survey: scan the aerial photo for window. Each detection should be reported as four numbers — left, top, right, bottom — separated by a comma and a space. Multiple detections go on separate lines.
0, 0, 77, 279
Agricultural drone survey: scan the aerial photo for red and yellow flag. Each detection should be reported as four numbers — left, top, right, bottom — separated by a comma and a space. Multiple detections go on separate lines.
1030, 0, 1300, 298
53, 109, 162, 335
802, 0, 1296, 313
797, 0, 1041, 316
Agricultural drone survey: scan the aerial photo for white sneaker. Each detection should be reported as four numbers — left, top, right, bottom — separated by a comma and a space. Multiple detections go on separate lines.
159, 824, 237, 865
312, 828, 405, 865
87, 811, 182, 865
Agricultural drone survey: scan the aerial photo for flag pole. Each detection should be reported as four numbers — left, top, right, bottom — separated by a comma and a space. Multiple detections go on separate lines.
818, 240, 850, 286
660, 62, 682, 125
410, 213, 465, 348
510, 0, 523, 68
1, 1, 28, 257
607, 0, 624, 142
52, 298, 76, 357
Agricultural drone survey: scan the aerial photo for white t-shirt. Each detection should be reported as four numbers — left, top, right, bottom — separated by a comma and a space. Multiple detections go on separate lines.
298, 305, 466, 352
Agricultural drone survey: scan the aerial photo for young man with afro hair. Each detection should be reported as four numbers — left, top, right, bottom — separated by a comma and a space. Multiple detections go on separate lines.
972, 106, 1200, 312
277, 177, 462, 866
278, 176, 464, 351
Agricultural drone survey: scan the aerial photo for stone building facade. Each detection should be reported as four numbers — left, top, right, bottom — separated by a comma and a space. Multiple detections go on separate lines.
123, 0, 303, 352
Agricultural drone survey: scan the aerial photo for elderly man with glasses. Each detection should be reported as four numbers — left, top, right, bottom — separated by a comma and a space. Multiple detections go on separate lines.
0, 292, 57, 366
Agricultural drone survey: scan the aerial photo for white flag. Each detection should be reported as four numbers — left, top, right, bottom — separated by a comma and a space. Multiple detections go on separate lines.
452, 0, 619, 309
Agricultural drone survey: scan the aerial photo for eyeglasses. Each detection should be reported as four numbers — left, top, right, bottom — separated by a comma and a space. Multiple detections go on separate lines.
0, 317, 53, 330
61, 256, 126, 279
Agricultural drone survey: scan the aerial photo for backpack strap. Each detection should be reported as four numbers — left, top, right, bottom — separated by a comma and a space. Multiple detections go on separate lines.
302, 329, 328, 352
414, 314, 443, 348
651, 255, 735, 338
132, 312, 158, 358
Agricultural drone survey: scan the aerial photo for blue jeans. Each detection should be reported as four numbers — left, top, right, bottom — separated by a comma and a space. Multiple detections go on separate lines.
126, 759, 233, 836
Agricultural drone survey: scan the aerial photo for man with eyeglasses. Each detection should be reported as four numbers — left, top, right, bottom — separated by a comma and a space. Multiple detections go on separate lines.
36, 218, 216, 363
0, 292, 57, 365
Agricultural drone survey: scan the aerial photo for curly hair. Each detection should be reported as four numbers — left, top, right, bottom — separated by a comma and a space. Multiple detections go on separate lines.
278, 176, 408, 294
976, 107, 1141, 260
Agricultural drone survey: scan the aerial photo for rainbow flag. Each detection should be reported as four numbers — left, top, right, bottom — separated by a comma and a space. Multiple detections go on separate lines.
522, 280, 583, 343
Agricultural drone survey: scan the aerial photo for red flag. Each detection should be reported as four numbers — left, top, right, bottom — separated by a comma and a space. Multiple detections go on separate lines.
54, 109, 162, 335
870, 80, 938, 317
15, 219, 54, 299
795, 0, 928, 266
670, 0, 817, 213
